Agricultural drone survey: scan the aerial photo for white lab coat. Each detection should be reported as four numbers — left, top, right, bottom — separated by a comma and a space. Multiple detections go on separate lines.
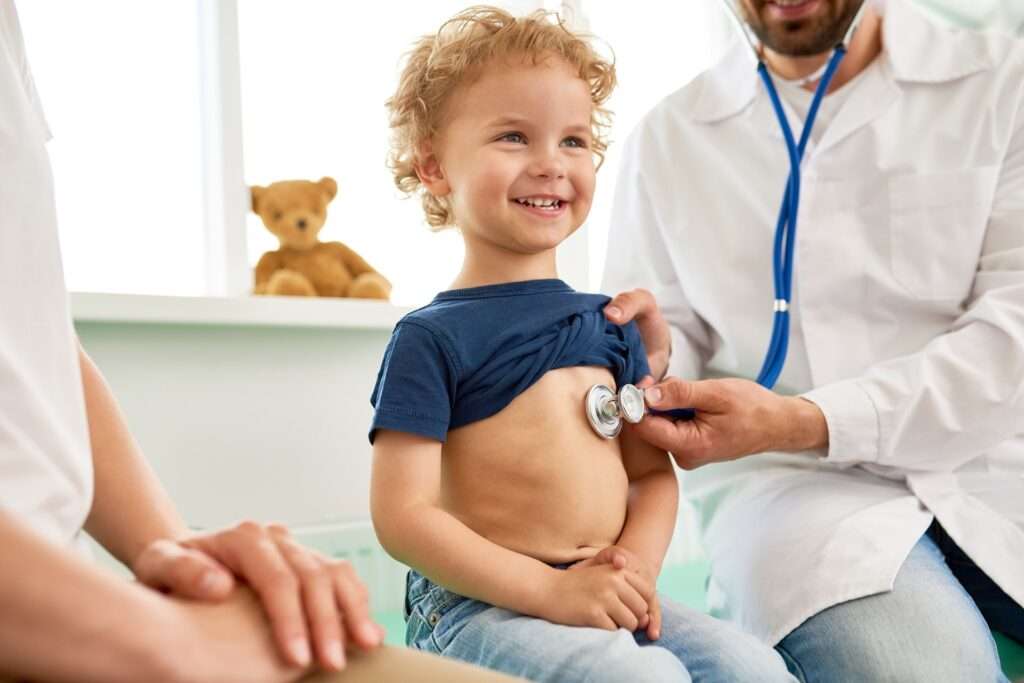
602, 0, 1024, 645
0, 1, 93, 553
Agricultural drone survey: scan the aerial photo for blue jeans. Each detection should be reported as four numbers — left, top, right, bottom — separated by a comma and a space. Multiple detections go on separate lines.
777, 522, 1024, 682
404, 569, 796, 682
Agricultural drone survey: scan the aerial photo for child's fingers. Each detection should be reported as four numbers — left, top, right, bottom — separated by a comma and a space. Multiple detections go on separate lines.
620, 566, 656, 604
606, 597, 641, 632
646, 600, 663, 641
615, 577, 650, 625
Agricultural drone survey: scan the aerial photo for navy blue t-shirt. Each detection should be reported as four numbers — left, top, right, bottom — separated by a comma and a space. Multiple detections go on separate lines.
369, 279, 650, 443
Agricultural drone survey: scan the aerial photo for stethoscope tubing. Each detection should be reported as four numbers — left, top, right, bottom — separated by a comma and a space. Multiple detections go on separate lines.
755, 46, 847, 389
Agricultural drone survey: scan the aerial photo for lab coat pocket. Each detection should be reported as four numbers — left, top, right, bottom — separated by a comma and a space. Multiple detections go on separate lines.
888, 167, 999, 301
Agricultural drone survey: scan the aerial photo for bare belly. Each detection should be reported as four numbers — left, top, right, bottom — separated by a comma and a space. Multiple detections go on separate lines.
442, 366, 628, 564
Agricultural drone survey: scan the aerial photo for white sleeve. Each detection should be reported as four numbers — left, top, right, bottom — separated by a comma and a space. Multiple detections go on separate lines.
600, 123, 714, 381
803, 81, 1024, 472
1, 1, 52, 140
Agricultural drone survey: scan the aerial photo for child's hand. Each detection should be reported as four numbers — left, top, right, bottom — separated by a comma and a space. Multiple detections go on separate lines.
536, 563, 653, 632
570, 546, 662, 640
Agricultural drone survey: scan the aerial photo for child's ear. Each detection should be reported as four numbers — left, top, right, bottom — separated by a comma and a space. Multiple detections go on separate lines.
413, 143, 450, 197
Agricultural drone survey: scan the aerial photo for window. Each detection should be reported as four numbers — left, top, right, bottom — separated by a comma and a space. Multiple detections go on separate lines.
238, 1, 567, 306
17, 1, 206, 296
237, 1, 478, 306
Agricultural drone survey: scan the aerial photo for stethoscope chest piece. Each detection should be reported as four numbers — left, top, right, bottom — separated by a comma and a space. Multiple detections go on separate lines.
585, 383, 646, 440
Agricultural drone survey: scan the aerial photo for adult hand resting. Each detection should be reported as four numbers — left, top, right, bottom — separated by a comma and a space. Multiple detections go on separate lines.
606, 290, 828, 468
132, 522, 384, 672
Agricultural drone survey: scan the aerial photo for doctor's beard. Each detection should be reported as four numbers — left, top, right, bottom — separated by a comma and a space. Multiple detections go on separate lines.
739, 0, 866, 57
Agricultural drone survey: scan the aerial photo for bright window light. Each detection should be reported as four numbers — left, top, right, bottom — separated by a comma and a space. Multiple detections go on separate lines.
17, 1, 205, 296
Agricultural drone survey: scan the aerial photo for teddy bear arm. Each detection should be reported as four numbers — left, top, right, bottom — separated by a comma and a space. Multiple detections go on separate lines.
254, 251, 283, 287
328, 242, 385, 279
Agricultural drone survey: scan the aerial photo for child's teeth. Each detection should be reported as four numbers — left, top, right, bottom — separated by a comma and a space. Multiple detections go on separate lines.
517, 197, 561, 208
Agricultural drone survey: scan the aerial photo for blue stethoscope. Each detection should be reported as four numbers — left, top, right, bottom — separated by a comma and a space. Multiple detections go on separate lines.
586, 1, 868, 439
719, 0, 869, 389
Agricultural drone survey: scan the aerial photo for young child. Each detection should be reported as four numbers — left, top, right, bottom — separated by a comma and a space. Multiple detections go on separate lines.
370, 7, 796, 682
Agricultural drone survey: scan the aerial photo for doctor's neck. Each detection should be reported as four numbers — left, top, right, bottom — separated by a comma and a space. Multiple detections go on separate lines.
762, 6, 882, 94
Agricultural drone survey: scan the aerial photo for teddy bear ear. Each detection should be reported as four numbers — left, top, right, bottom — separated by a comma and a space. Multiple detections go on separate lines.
250, 186, 265, 213
318, 177, 338, 202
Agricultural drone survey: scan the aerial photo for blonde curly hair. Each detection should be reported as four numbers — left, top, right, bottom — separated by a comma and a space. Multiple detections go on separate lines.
386, 5, 616, 229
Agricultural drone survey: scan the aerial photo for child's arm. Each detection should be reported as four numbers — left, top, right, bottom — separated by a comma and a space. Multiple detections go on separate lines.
371, 430, 655, 631
568, 426, 677, 640
614, 425, 679, 577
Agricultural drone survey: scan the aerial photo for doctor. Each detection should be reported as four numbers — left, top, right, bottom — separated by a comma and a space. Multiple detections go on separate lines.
602, 0, 1024, 680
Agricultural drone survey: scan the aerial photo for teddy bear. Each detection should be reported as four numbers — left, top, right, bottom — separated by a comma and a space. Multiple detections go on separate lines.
250, 176, 391, 300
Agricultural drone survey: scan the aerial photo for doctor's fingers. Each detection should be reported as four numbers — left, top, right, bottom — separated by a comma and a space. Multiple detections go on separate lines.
645, 377, 730, 414
604, 289, 671, 374
630, 415, 713, 470
132, 538, 235, 599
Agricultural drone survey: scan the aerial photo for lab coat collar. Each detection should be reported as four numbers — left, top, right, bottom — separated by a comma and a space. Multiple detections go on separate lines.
689, 0, 997, 125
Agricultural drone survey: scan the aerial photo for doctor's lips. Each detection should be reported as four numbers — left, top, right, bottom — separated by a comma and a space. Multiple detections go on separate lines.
762, 0, 824, 21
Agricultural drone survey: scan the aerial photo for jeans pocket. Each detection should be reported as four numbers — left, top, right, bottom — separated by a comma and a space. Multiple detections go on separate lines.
404, 572, 479, 653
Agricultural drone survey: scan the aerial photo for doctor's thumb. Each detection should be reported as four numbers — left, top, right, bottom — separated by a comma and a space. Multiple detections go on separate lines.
645, 377, 694, 409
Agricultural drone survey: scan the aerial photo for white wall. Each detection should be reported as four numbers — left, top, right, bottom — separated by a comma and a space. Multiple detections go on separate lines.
75, 308, 393, 530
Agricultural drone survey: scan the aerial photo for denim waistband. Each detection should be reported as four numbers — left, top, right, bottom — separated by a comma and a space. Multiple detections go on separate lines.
404, 561, 576, 618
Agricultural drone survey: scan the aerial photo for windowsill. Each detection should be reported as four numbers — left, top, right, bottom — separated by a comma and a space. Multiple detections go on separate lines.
70, 292, 411, 330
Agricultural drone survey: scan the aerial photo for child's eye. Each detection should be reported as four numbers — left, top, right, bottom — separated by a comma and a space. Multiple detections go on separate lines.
561, 136, 588, 149
498, 132, 526, 144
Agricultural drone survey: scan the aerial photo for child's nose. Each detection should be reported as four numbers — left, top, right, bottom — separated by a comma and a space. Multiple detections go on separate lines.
528, 149, 566, 179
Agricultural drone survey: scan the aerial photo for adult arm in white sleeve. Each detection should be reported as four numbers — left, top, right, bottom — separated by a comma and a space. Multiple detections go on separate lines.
803, 91, 1024, 472
601, 126, 715, 381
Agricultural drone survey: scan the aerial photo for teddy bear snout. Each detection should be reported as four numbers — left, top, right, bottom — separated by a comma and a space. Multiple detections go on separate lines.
296, 218, 308, 230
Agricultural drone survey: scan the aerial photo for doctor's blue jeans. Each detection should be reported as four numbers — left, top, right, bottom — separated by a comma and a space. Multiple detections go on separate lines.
776, 522, 1024, 682
404, 569, 796, 682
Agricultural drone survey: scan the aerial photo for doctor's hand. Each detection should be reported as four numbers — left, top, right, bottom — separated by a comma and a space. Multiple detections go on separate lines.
570, 546, 662, 640
634, 377, 829, 469
604, 289, 672, 381
132, 522, 384, 673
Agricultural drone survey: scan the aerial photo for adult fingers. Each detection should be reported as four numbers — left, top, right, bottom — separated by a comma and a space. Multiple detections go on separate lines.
629, 414, 706, 462
186, 524, 311, 667
275, 535, 346, 670
132, 538, 234, 600
604, 289, 671, 377
604, 288, 657, 326
646, 378, 730, 414
332, 561, 381, 650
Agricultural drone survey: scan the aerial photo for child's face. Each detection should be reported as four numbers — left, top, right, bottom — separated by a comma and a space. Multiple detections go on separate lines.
422, 56, 596, 256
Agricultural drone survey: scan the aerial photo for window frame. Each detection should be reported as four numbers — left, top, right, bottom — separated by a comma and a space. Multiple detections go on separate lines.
197, 0, 592, 297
